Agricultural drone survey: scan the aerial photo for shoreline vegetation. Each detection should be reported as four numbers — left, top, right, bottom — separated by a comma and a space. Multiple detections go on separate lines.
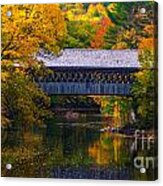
2, 2, 157, 130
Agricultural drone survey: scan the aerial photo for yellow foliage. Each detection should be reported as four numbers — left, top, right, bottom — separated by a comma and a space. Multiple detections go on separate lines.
1, 4, 66, 63
143, 24, 155, 36
112, 42, 128, 49
1, 71, 9, 81
107, 3, 116, 13
124, 28, 136, 40
64, 3, 108, 22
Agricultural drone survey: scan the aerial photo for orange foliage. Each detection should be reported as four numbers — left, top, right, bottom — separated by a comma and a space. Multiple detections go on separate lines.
139, 38, 154, 50
138, 24, 156, 50
91, 17, 113, 48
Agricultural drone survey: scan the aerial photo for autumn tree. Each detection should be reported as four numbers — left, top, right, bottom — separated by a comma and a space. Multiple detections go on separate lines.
86, 3, 108, 20
2, 4, 66, 61
104, 1, 156, 49
62, 3, 111, 48
103, 1, 158, 129
64, 20, 96, 48
131, 50, 157, 129
90, 17, 113, 49
131, 21, 157, 129
1, 4, 66, 127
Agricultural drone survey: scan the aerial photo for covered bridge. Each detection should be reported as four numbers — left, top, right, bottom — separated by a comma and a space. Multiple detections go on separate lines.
37, 49, 140, 96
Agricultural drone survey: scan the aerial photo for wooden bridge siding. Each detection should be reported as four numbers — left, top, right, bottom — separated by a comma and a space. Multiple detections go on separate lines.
38, 82, 131, 96
37, 67, 138, 96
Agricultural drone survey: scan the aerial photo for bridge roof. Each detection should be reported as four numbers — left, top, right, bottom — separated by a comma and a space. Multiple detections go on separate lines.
37, 48, 140, 68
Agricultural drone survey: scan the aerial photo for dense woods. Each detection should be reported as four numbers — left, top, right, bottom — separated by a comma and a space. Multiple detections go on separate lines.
1, 2, 157, 129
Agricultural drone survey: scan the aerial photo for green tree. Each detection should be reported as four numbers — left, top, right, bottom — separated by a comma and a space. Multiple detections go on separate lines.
2, 67, 51, 127
104, 1, 156, 49
64, 20, 96, 48
131, 49, 157, 129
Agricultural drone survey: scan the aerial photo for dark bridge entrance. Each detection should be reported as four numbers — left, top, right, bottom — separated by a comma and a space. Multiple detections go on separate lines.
37, 49, 140, 96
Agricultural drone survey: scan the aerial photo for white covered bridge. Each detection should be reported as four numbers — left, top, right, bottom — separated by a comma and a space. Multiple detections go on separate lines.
36, 49, 140, 96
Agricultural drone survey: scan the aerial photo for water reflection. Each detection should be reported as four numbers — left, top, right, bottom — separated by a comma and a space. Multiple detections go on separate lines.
88, 131, 131, 167
1, 114, 156, 180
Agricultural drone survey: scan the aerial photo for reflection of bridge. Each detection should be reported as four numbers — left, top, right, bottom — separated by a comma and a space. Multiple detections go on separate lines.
37, 49, 140, 96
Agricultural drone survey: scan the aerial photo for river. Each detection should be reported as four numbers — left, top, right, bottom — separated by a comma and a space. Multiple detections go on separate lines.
1, 113, 157, 180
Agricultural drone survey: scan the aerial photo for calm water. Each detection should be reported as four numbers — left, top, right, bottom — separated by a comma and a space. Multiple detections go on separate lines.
1, 113, 157, 180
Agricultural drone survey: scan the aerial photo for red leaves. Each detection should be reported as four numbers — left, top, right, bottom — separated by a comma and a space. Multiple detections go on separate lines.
90, 17, 113, 49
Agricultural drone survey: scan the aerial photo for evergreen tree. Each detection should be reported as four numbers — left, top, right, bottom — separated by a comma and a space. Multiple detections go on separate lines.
104, 1, 156, 49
